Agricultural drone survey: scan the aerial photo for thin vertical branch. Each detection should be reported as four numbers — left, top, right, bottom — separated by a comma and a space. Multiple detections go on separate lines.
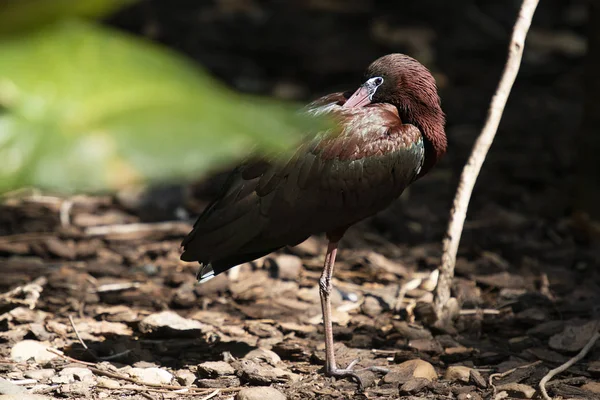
539, 328, 600, 400
434, 0, 541, 321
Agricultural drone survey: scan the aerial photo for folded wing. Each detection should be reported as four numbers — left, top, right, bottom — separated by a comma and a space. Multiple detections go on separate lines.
180, 94, 425, 275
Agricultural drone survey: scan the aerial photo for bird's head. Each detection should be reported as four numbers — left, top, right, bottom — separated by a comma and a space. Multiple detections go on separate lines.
345, 53, 447, 175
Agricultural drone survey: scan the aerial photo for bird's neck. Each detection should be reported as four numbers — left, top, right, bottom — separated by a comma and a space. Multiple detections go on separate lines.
402, 106, 447, 177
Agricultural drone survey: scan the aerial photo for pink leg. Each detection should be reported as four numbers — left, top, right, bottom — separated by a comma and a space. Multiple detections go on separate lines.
319, 240, 390, 389
319, 240, 365, 387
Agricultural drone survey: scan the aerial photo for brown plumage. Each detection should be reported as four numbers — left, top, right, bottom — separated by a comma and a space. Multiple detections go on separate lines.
181, 53, 446, 388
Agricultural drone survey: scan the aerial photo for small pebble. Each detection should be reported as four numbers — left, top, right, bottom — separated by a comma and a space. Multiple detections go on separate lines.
97, 377, 121, 389
10, 341, 57, 363
236, 387, 286, 400
444, 365, 471, 383
175, 370, 196, 386
24, 370, 55, 381
361, 296, 383, 317
128, 367, 173, 385
197, 361, 235, 377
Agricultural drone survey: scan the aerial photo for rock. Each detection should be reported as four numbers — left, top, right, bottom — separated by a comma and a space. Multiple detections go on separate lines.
246, 322, 283, 339
24, 370, 55, 381
175, 370, 196, 386
272, 338, 312, 361
0, 396, 51, 400
589, 361, 600, 375
244, 348, 282, 365
440, 346, 475, 363
139, 311, 210, 338
470, 369, 487, 388
97, 377, 121, 389
408, 338, 443, 353
59, 382, 92, 396
515, 308, 548, 324
526, 347, 569, 364
59, 367, 94, 382
71, 319, 132, 336
171, 283, 197, 308
9, 308, 48, 324
128, 368, 173, 385
0, 378, 27, 395
278, 322, 316, 335
582, 382, 600, 394
51, 375, 73, 384
197, 376, 241, 388
10, 341, 57, 363
267, 255, 302, 281
508, 336, 536, 352
197, 362, 235, 377
361, 296, 383, 317
549, 320, 599, 352
457, 393, 482, 400
399, 378, 430, 395
526, 320, 565, 338
234, 359, 299, 384
44, 237, 76, 259
236, 387, 286, 400
383, 359, 437, 384
28, 324, 53, 342
496, 383, 536, 399
392, 321, 433, 340
444, 366, 471, 382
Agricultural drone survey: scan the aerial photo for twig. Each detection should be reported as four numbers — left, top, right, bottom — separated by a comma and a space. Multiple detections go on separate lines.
0, 232, 52, 243
433, 0, 540, 323
59, 199, 73, 227
69, 315, 88, 350
47, 348, 96, 366
0, 277, 47, 309
394, 277, 423, 312
539, 329, 600, 400
200, 389, 221, 400
9, 379, 37, 385
84, 221, 191, 236
489, 360, 542, 397
459, 308, 501, 315
47, 348, 241, 394
93, 282, 142, 293
68, 316, 132, 361
140, 392, 156, 400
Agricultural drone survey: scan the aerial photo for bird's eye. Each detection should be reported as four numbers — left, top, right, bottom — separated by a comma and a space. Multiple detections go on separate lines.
374, 77, 384, 86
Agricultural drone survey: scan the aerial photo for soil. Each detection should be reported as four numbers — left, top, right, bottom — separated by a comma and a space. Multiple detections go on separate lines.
1, 1, 599, 399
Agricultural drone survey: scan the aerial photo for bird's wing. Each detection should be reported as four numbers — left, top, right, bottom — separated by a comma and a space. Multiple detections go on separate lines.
180, 98, 424, 270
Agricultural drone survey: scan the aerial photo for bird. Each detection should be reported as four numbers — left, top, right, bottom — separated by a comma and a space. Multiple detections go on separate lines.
181, 53, 447, 389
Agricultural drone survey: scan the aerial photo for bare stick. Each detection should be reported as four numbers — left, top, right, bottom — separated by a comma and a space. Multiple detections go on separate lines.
434, 0, 540, 321
539, 329, 600, 400
489, 360, 541, 397
68, 316, 133, 362
68, 315, 89, 350
47, 348, 241, 394
84, 221, 191, 237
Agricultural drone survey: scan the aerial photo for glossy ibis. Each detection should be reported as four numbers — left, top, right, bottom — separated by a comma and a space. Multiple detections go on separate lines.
181, 53, 447, 388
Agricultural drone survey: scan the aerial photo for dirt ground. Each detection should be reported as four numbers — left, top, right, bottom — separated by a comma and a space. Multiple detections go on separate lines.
1, 1, 600, 399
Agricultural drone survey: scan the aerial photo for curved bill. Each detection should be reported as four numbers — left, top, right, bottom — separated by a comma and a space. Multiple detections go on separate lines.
343, 76, 384, 109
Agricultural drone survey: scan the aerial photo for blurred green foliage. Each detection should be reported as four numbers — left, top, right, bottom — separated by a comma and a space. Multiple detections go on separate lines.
0, 3, 320, 193
0, 0, 137, 36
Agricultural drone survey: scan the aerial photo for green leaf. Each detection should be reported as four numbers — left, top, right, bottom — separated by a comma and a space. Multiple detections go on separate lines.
0, 0, 137, 37
0, 20, 320, 193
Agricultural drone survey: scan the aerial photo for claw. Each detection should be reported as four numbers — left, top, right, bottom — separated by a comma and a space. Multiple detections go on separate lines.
326, 367, 366, 391
325, 360, 389, 391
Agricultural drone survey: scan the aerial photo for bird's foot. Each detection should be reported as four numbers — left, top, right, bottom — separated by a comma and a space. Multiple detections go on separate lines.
325, 360, 389, 391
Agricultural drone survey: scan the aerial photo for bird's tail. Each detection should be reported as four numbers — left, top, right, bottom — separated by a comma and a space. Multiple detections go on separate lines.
196, 263, 216, 283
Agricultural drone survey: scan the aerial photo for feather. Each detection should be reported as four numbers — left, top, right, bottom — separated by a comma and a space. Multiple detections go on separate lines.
182, 86, 439, 278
